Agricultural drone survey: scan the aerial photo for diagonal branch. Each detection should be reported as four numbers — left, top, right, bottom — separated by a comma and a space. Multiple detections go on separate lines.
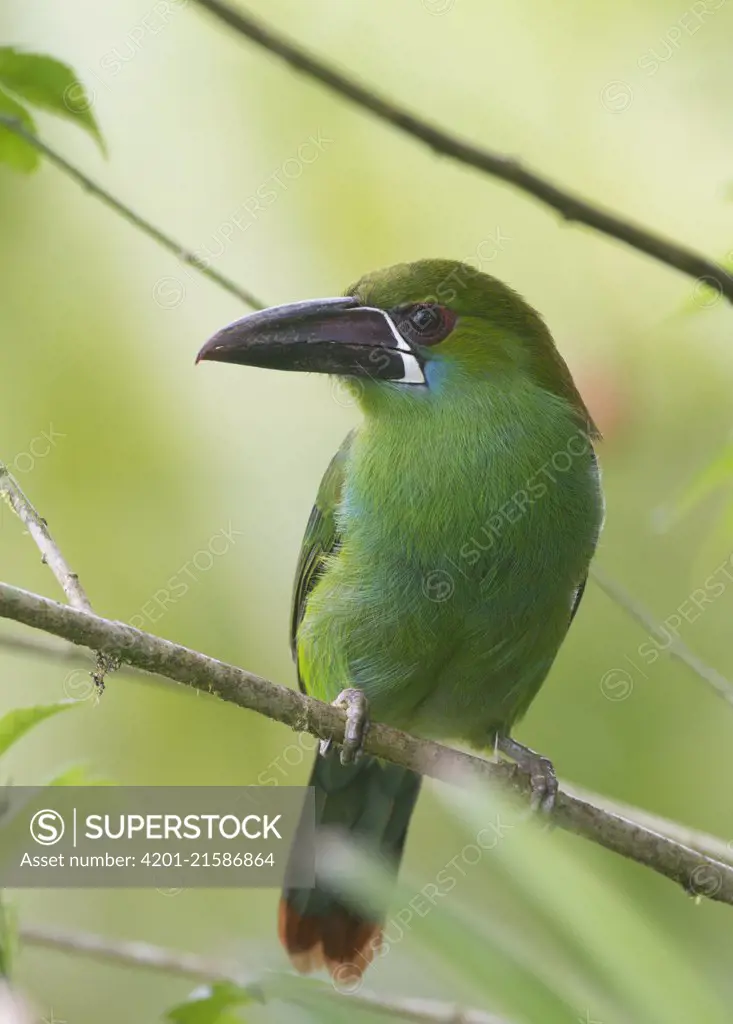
0, 627, 162, 690
0, 629, 89, 665
192, 0, 733, 304
20, 923, 509, 1023
565, 782, 733, 867
2, 579, 733, 907
591, 567, 733, 707
0, 463, 92, 610
0, 116, 264, 312
0, 462, 113, 689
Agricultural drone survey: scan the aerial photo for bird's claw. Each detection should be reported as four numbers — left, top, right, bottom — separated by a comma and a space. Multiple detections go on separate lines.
326, 687, 369, 765
496, 735, 558, 815
527, 756, 557, 815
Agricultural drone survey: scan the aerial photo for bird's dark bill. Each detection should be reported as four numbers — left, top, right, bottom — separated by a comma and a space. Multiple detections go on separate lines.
196, 297, 425, 384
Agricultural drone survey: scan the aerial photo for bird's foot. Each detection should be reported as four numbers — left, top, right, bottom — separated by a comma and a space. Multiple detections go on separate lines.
496, 735, 557, 814
320, 688, 370, 765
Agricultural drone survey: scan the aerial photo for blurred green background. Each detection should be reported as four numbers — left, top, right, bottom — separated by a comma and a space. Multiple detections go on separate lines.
2, 0, 733, 1020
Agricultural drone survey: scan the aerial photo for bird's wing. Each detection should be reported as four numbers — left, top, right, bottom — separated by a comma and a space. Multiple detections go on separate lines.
290, 431, 354, 686
569, 448, 602, 626
569, 575, 587, 626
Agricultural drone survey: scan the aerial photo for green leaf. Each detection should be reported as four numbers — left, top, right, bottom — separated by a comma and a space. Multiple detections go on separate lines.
165, 983, 253, 1024
0, 48, 103, 151
0, 88, 37, 171
0, 702, 76, 759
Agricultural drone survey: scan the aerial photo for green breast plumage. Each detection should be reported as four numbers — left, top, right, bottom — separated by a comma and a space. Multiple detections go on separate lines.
293, 378, 603, 748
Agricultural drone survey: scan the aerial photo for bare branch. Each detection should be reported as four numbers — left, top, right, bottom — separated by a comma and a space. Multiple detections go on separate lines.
21, 923, 236, 985
20, 924, 509, 1023
0, 463, 91, 610
192, 0, 733, 304
565, 783, 733, 867
0, 463, 116, 688
0, 116, 264, 312
1, 580, 732, 906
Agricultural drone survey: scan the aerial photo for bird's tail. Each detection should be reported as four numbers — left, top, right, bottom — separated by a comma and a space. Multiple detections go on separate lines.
279, 751, 421, 985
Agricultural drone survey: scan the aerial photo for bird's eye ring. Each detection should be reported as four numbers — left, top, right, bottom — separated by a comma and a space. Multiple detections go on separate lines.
394, 303, 456, 346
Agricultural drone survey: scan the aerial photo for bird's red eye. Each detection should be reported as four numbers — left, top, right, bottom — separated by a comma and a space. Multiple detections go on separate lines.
394, 304, 456, 347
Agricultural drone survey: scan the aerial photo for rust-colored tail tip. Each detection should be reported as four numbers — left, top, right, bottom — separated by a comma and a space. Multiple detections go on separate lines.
278, 898, 381, 987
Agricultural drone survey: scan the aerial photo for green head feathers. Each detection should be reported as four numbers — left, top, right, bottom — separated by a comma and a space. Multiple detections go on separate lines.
350, 259, 598, 436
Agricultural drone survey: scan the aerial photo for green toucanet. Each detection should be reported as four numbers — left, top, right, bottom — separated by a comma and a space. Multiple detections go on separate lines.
197, 259, 604, 982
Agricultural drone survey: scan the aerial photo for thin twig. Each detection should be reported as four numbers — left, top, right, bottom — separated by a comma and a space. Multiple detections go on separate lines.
0, 463, 115, 688
1, 580, 732, 907
0, 627, 158, 690
20, 924, 509, 1024
0, 463, 92, 610
21, 924, 237, 985
0, 629, 83, 664
192, 0, 733, 304
591, 567, 733, 708
0, 116, 264, 312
